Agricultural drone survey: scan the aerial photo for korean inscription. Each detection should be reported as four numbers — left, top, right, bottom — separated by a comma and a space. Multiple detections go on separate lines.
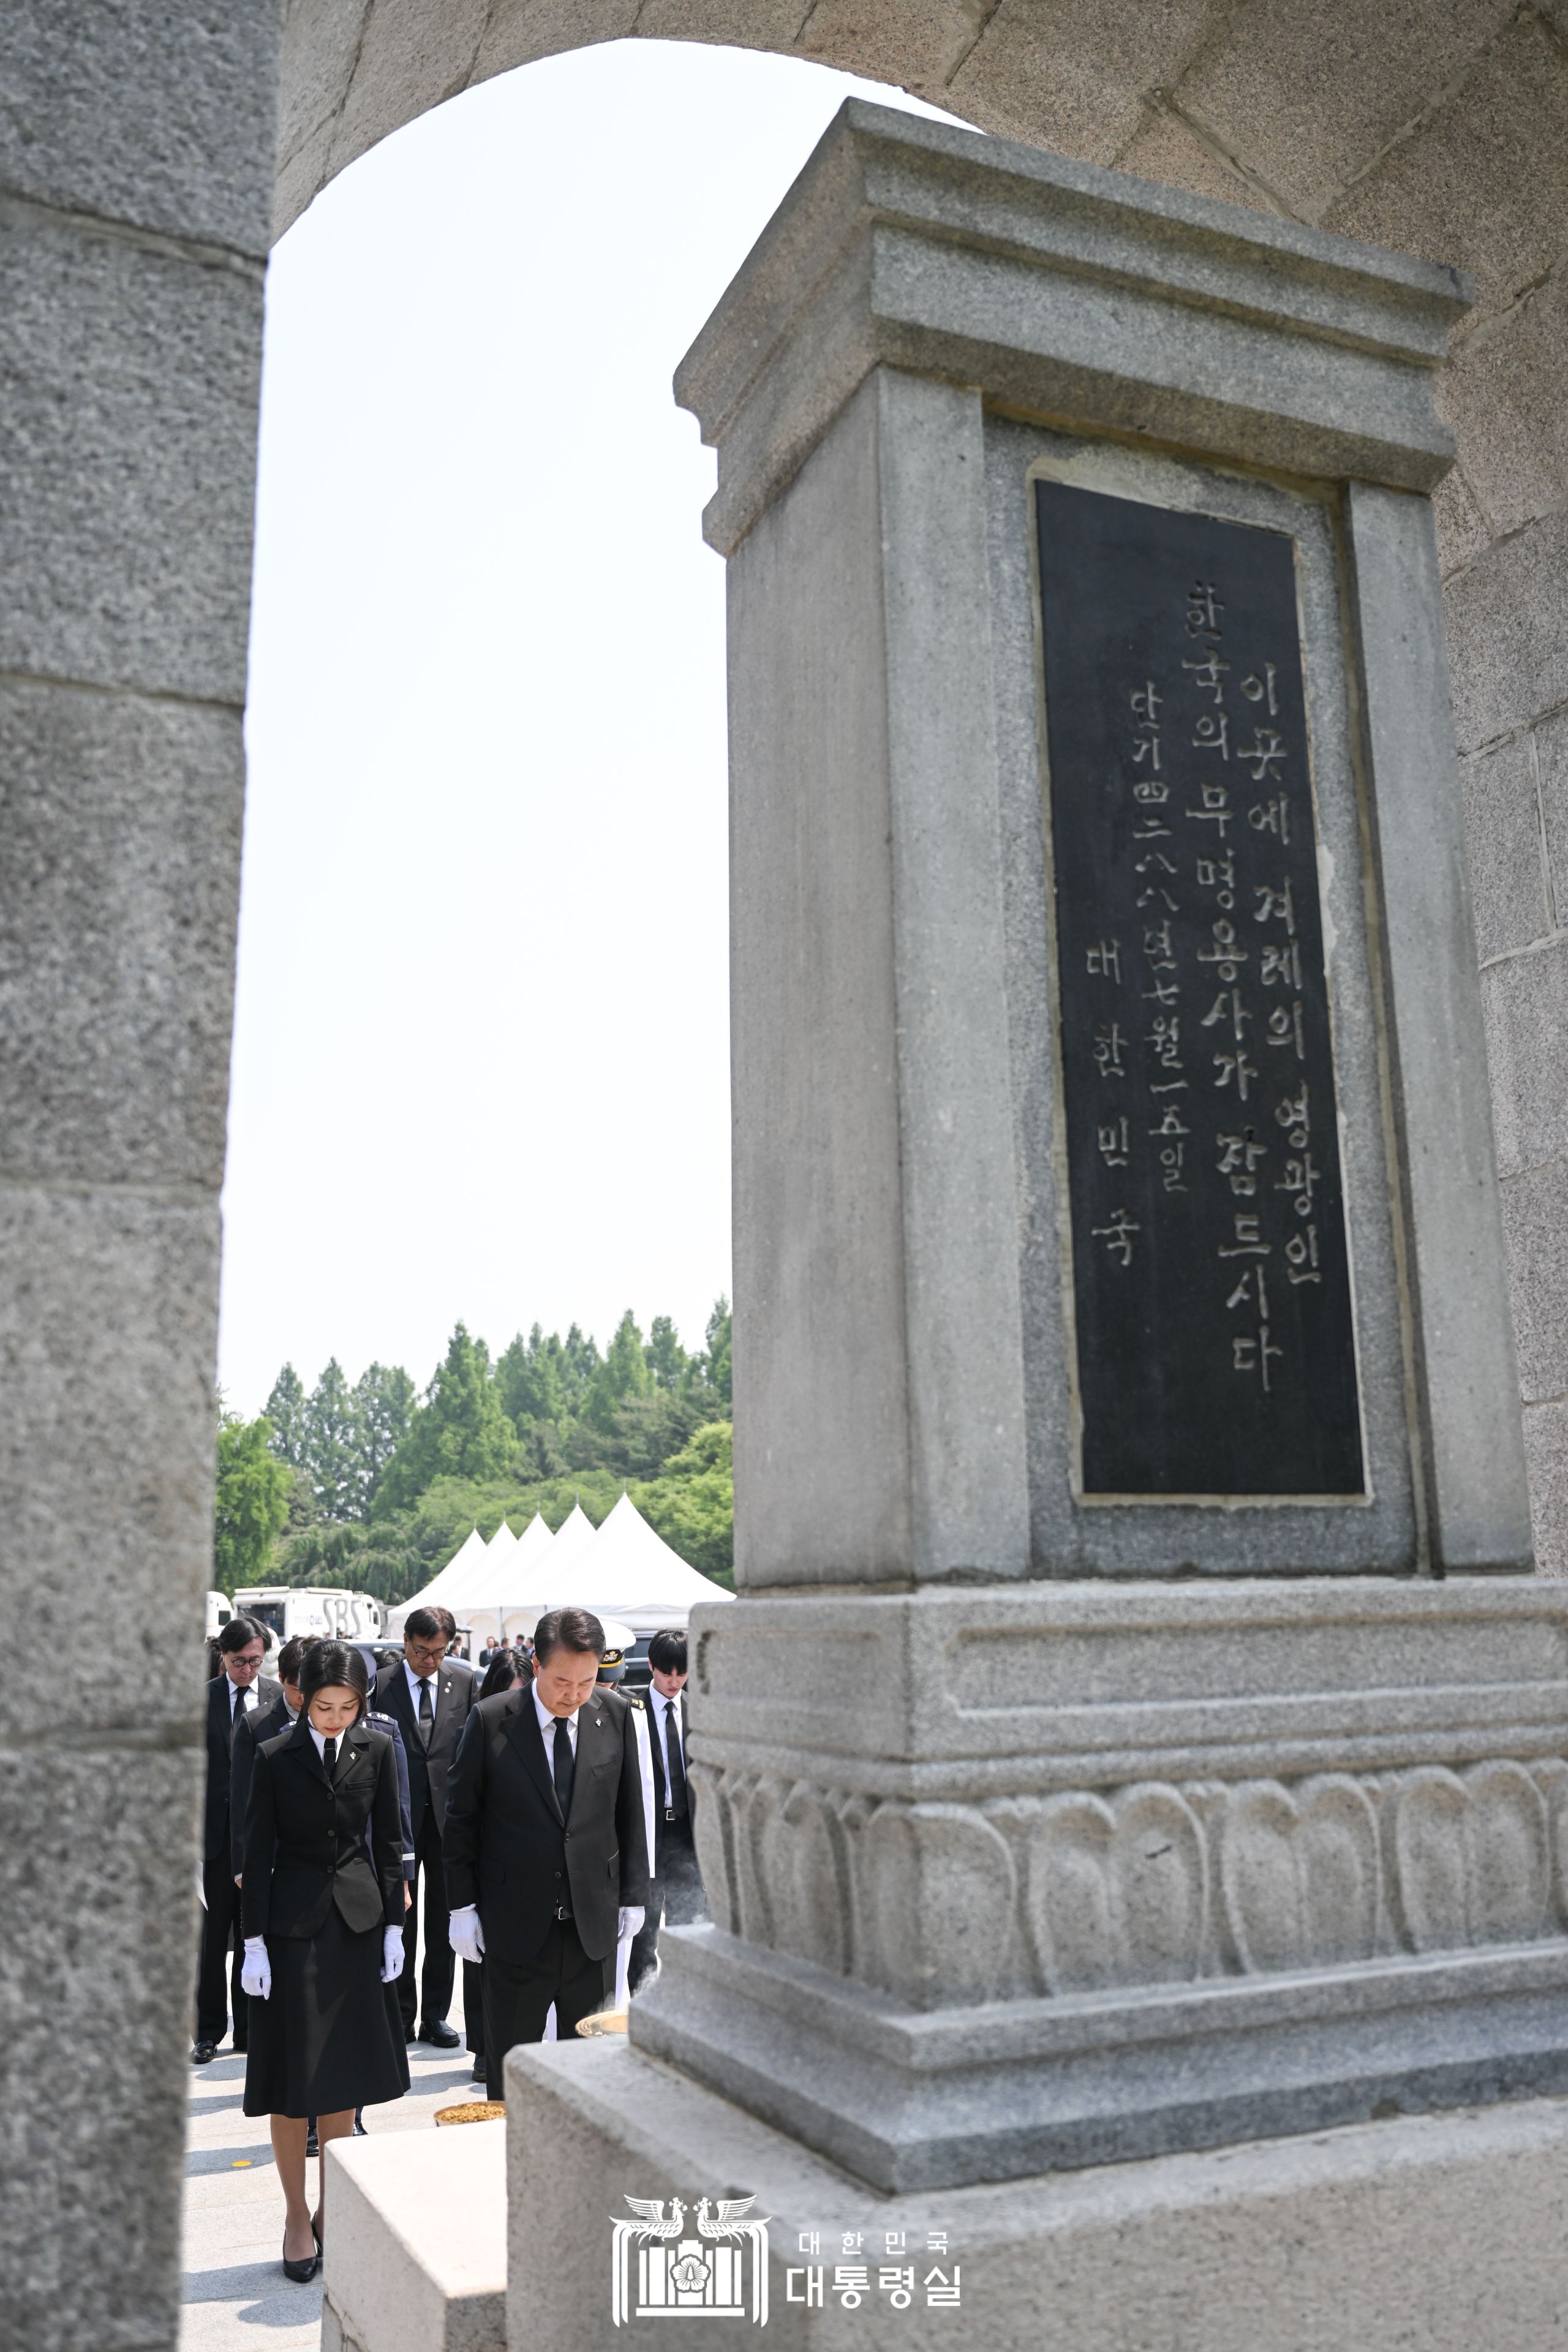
1035, 478, 1363, 1496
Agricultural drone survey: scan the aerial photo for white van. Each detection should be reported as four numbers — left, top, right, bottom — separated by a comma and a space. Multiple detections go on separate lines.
205, 1590, 234, 1640
230, 1586, 386, 1646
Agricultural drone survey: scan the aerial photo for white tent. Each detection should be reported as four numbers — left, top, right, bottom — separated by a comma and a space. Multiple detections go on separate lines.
388, 1525, 488, 1632
526, 1493, 734, 1634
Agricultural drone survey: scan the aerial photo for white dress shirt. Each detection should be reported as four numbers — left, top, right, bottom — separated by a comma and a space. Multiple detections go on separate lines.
227, 1675, 258, 1720
533, 1689, 579, 1754
403, 1659, 440, 1716
650, 1687, 685, 1772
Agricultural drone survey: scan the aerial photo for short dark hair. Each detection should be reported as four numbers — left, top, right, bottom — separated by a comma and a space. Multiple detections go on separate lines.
533, 1607, 605, 1664
647, 1630, 688, 1676
478, 1645, 532, 1700
219, 1613, 268, 1656
405, 1606, 456, 1643
299, 1640, 369, 1716
276, 1635, 321, 1686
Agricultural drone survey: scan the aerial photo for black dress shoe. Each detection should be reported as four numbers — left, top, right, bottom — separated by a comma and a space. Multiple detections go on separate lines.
417, 2018, 461, 2049
282, 2234, 320, 2285
353, 2110, 367, 2136
305, 2124, 318, 2158
190, 2041, 217, 2066
403, 2021, 417, 2044
471, 2055, 486, 2082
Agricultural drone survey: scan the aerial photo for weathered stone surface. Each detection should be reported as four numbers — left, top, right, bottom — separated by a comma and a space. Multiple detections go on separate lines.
1176, 0, 1513, 226
1444, 506, 1568, 752
0, 679, 243, 1188
635, 0, 806, 46
1113, 102, 1257, 210
512, 2038, 1568, 2351
948, 0, 1211, 162
1523, 1401, 1568, 1581
1324, 12, 1568, 316
0, 1188, 219, 1743
1444, 273, 1568, 540
0, 208, 263, 704
1460, 733, 1548, 963
473, 0, 637, 83
326, 0, 490, 183
1500, 1159, 1568, 1404
1430, 461, 1491, 578
1532, 703, 1568, 921
325, 2121, 507, 2352
797, 0, 995, 95
0, 1748, 202, 2352
0, 0, 279, 255
678, 101, 1466, 557
1480, 941, 1568, 1178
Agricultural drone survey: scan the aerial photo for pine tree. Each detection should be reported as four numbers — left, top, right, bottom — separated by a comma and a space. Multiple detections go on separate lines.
263, 1363, 309, 1469
303, 1358, 360, 1523
372, 1323, 514, 1515
584, 1310, 653, 1432
645, 1314, 689, 1391
496, 1324, 569, 1432
703, 1297, 733, 1409
353, 1362, 416, 1517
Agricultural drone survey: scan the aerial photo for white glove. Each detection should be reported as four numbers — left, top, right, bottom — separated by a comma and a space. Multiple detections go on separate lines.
380, 1926, 404, 1984
241, 1936, 271, 2000
617, 1907, 646, 1940
448, 1904, 485, 1965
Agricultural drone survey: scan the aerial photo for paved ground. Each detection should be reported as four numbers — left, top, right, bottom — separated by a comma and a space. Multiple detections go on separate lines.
180, 1977, 480, 2351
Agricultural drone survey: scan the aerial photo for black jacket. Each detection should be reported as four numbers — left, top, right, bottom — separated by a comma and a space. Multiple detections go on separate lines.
643, 1686, 693, 1877
229, 1689, 295, 1878
231, 1698, 418, 1885
443, 1686, 649, 1969
240, 1716, 405, 1940
203, 1672, 281, 1861
373, 1658, 477, 1846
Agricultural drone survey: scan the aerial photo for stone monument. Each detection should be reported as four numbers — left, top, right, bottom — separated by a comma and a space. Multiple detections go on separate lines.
332, 99, 1568, 2352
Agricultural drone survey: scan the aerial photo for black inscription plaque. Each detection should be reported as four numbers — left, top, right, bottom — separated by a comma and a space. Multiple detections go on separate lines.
1035, 478, 1363, 1497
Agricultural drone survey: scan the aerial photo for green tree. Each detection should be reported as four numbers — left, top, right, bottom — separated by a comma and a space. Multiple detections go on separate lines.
214, 1409, 293, 1593
702, 1297, 733, 1410
583, 1308, 653, 1432
646, 1314, 689, 1391
373, 1323, 514, 1516
560, 1324, 601, 1412
303, 1357, 360, 1523
496, 1324, 569, 1432
353, 1361, 416, 1513
635, 1420, 734, 1580
263, 1363, 309, 1469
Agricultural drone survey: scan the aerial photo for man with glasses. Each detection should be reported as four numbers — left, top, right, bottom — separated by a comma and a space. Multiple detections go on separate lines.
193, 1614, 279, 2064
374, 1607, 476, 2046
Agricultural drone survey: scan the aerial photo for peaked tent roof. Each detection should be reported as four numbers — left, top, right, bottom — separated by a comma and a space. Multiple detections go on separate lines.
486, 1519, 520, 1556
535, 1493, 734, 1630
388, 1523, 488, 1627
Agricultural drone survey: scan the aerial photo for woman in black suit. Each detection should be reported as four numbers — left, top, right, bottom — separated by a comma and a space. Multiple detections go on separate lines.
239, 1641, 410, 2280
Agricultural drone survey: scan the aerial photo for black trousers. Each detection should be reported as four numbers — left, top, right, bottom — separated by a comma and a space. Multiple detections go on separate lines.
483, 1920, 604, 2099
627, 1822, 706, 1996
196, 1853, 246, 2047
398, 1816, 454, 2030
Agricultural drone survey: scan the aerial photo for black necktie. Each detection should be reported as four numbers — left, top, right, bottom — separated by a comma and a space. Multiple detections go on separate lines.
663, 1700, 688, 1820
323, 1736, 337, 1780
417, 1678, 434, 1749
552, 1715, 575, 1820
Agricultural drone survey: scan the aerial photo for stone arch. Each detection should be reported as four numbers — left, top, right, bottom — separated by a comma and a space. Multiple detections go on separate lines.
278, 0, 1568, 1569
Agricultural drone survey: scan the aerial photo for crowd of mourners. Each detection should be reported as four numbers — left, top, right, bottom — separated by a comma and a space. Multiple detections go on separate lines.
197, 1602, 701, 2281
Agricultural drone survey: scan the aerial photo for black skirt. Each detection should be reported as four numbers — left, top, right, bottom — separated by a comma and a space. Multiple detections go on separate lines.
243, 1905, 411, 2120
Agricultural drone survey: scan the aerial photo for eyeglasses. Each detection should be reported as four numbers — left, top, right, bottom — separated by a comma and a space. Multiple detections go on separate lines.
405, 1642, 447, 1664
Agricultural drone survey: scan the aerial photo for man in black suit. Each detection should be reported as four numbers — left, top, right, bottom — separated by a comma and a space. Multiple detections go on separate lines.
194, 1613, 280, 2064
627, 1629, 704, 1994
374, 1606, 477, 2046
444, 1606, 648, 2097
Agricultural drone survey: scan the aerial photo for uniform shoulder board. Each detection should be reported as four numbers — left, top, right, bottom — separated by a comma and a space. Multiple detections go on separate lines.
628, 1694, 646, 1711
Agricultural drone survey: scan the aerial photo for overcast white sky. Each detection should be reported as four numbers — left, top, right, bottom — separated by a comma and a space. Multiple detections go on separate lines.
220, 42, 964, 1417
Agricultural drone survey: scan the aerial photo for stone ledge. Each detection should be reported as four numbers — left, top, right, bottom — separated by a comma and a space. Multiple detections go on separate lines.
323, 2121, 505, 2352
509, 2037, 1568, 2349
